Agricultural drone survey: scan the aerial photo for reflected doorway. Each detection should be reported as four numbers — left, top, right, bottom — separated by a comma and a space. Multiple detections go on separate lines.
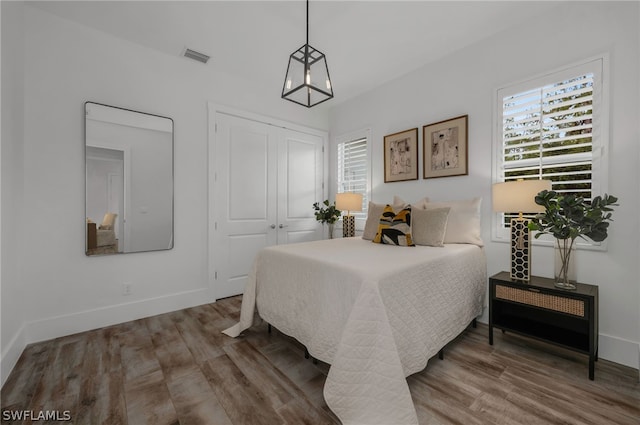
86, 146, 126, 254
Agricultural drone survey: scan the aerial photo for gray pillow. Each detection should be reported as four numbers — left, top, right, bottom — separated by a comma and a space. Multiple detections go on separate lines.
411, 207, 450, 247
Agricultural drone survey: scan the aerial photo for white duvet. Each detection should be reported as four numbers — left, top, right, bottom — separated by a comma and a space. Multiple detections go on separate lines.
223, 237, 487, 425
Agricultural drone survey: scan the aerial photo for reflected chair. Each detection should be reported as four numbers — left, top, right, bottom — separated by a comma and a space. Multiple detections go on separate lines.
87, 213, 118, 255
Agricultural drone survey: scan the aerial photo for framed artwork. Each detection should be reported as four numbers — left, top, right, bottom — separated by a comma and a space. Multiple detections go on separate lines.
384, 128, 418, 183
423, 115, 468, 179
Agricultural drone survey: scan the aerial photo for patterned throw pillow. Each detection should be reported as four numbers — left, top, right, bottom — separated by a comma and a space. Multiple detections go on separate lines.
373, 205, 415, 246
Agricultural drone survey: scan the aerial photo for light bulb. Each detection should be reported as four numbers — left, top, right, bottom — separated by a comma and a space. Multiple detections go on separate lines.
326, 79, 331, 90
306, 70, 311, 85
285, 79, 292, 90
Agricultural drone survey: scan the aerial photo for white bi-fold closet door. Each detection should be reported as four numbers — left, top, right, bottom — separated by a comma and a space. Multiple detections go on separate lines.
210, 108, 326, 299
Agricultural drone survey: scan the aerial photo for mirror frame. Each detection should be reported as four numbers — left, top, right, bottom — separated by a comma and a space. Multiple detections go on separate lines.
85, 101, 174, 256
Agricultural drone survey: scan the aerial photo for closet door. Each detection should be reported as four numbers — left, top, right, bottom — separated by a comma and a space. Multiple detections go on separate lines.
277, 129, 324, 245
212, 112, 324, 299
213, 113, 279, 299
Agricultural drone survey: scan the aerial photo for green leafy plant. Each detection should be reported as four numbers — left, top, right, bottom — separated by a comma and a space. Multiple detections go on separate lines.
528, 190, 619, 242
313, 200, 342, 225
528, 190, 619, 286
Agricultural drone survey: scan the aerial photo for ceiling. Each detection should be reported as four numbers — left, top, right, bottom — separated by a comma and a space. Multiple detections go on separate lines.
30, 1, 563, 106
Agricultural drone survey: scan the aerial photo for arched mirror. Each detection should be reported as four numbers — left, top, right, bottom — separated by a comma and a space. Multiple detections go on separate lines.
85, 102, 174, 256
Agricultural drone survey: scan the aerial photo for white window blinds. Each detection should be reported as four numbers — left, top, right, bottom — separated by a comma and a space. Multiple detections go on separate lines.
496, 58, 605, 230
337, 137, 368, 218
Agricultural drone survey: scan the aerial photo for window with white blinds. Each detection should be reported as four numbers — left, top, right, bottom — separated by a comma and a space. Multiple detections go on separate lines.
337, 136, 368, 218
494, 58, 607, 239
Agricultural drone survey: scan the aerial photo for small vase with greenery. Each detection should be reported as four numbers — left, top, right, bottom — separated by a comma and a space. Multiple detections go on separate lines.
313, 200, 342, 239
528, 190, 619, 289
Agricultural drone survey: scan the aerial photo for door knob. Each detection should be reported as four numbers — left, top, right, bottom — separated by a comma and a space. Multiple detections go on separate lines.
279, 224, 288, 228
270, 224, 276, 229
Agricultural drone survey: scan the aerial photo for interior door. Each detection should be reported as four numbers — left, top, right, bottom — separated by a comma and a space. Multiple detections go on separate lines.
277, 129, 324, 244
107, 171, 124, 252
212, 111, 325, 299
213, 113, 279, 299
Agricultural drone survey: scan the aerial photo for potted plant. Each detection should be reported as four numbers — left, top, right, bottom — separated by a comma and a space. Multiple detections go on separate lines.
528, 190, 619, 289
313, 200, 342, 239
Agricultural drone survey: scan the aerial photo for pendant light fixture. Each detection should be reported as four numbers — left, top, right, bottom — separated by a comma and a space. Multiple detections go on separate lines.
282, 0, 334, 107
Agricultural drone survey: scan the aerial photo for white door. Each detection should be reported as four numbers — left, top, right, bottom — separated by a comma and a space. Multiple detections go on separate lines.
277, 129, 324, 245
212, 111, 324, 299
107, 171, 124, 252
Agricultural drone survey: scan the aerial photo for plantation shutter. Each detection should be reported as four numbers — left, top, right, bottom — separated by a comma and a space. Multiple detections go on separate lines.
497, 58, 604, 229
337, 137, 368, 218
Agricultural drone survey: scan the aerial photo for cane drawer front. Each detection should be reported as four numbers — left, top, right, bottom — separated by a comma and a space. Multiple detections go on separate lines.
495, 284, 585, 318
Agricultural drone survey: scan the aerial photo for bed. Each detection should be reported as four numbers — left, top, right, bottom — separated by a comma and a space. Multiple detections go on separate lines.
223, 235, 487, 425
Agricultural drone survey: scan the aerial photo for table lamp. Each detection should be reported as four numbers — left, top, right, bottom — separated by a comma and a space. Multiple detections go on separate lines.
336, 192, 363, 238
492, 179, 552, 281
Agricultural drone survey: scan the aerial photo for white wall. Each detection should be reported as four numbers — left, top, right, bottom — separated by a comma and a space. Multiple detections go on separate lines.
329, 2, 639, 368
1, 1, 27, 385
1, 3, 329, 385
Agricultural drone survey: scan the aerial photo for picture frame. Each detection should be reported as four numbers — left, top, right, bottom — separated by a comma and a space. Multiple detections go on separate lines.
423, 115, 468, 179
384, 128, 418, 183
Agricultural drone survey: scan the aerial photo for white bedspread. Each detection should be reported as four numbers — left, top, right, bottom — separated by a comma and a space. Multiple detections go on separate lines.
223, 237, 487, 425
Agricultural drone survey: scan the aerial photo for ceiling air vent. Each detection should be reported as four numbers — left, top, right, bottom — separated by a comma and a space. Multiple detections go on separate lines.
183, 48, 210, 64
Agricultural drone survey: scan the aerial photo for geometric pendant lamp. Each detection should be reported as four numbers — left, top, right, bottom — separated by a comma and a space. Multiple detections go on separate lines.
282, 0, 334, 107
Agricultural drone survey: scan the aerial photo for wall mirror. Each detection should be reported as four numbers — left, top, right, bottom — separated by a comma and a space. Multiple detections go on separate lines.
85, 102, 174, 256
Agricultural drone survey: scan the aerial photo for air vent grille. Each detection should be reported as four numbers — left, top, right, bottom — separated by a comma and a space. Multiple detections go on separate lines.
183, 48, 210, 64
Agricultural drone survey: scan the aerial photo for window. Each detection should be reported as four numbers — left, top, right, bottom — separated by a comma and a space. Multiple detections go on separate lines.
494, 57, 607, 244
337, 133, 369, 219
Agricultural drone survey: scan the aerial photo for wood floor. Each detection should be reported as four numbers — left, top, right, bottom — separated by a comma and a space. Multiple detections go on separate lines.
2, 295, 638, 425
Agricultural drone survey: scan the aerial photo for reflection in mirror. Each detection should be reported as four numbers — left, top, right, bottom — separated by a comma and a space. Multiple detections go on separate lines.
85, 102, 173, 256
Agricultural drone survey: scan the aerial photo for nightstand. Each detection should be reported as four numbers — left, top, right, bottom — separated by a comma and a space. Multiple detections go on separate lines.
489, 271, 598, 380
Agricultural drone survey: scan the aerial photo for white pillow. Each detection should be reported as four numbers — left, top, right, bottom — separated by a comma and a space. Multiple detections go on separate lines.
392, 196, 429, 209
411, 207, 450, 247
424, 197, 483, 246
100, 212, 117, 230
363, 202, 386, 240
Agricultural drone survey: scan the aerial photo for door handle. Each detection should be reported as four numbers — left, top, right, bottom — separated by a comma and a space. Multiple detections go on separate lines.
270, 224, 276, 229
279, 224, 288, 228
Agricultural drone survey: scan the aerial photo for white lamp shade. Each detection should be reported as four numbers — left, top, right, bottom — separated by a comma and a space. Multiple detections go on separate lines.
335, 192, 363, 212
492, 180, 552, 213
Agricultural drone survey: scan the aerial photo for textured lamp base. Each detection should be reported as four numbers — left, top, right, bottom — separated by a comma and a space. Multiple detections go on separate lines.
510, 218, 531, 281
343, 215, 355, 238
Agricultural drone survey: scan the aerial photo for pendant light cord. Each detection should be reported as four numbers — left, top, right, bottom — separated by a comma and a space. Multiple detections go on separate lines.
306, 0, 309, 46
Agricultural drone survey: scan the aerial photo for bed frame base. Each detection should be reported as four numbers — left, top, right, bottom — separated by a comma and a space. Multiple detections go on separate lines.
303, 348, 318, 364
438, 318, 476, 360
266, 318, 477, 364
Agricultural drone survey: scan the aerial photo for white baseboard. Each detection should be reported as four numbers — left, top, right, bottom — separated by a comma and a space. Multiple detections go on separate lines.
1, 288, 212, 388
1, 324, 27, 388
598, 333, 640, 370
26, 288, 212, 343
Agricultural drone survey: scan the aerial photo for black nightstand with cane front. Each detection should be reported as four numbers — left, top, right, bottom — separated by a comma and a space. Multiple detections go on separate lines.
489, 271, 598, 380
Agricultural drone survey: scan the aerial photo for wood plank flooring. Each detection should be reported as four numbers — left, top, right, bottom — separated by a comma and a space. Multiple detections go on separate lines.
2, 295, 638, 424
